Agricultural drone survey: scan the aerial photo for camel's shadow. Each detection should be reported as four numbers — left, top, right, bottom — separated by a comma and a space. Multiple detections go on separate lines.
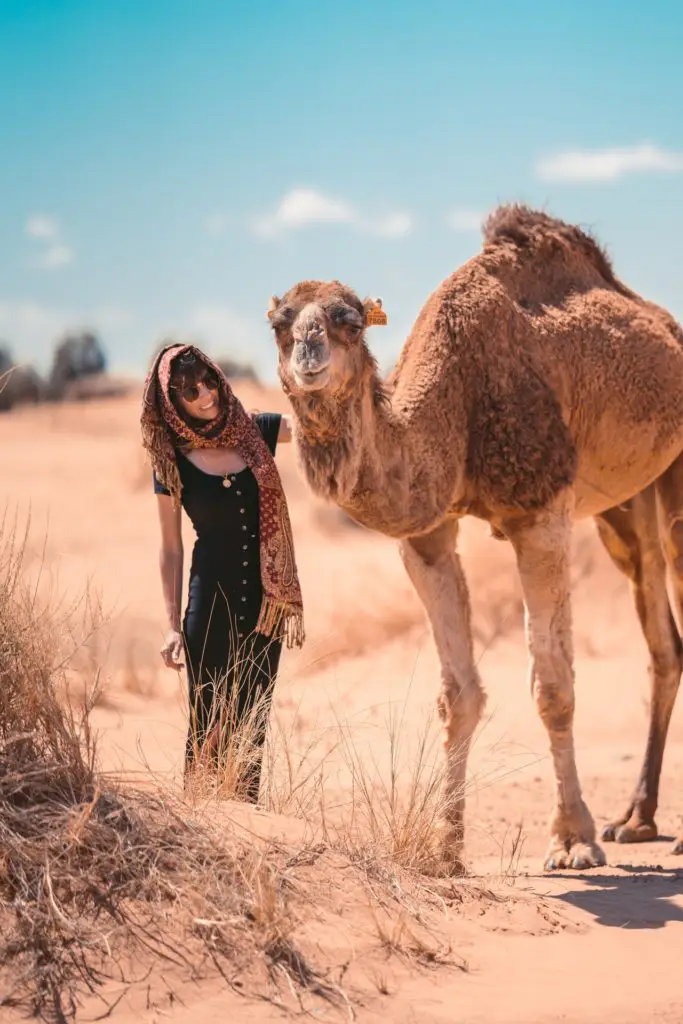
542, 864, 683, 930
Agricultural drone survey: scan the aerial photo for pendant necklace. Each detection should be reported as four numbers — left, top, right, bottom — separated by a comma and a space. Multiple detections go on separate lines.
197, 451, 232, 488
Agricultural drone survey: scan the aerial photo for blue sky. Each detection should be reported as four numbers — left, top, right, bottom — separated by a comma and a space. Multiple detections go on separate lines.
1, 0, 682, 381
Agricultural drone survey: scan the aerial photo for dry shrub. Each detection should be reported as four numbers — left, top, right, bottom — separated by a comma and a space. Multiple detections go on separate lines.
262, 686, 513, 908
264, 703, 332, 819
0, 522, 330, 1022
330, 704, 446, 876
372, 907, 462, 968
264, 691, 460, 890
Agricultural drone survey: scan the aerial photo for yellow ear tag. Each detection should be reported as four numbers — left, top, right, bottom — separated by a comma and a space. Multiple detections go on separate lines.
364, 299, 388, 326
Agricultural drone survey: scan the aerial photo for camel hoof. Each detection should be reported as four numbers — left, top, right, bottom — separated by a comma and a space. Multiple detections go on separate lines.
419, 846, 468, 878
602, 818, 657, 843
435, 857, 468, 878
434, 842, 468, 878
544, 841, 606, 871
600, 821, 622, 842
615, 821, 658, 844
427, 826, 469, 877
671, 836, 683, 855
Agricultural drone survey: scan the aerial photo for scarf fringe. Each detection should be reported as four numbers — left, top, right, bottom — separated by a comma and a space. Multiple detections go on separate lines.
141, 423, 183, 507
256, 596, 305, 650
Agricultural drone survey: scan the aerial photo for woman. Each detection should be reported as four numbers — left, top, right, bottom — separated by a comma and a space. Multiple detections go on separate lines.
140, 342, 304, 801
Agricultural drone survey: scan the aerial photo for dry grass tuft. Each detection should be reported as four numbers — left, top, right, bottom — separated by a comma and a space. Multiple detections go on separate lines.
329, 704, 446, 877
0, 522, 332, 1022
372, 907, 464, 970
265, 704, 331, 819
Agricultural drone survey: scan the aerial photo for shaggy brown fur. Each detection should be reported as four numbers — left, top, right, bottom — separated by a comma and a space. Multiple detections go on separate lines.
269, 204, 683, 870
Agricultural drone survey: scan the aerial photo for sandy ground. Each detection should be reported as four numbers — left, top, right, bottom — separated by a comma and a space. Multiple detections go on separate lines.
2, 389, 683, 1023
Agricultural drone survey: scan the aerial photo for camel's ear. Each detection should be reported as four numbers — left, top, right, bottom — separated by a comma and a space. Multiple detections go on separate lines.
266, 295, 281, 321
363, 296, 388, 327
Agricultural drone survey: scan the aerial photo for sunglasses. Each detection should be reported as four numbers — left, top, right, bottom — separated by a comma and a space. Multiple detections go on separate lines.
173, 372, 220, 404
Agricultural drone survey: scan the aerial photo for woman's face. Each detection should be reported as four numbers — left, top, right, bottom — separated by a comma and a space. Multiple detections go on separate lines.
171, 359, 222, 422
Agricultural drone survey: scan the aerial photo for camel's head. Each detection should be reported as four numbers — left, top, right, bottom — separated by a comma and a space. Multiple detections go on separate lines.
267, 281, 382, 396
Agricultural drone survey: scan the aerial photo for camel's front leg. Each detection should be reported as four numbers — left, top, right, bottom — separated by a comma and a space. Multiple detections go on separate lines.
399, 520, 485, 873
504, 508, 606, 871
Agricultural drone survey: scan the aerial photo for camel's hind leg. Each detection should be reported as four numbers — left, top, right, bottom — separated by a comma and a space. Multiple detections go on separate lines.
654, 454, 683, 854
596, 488, 682, 846
504, 504, 605, 870
399, 520, 486, 873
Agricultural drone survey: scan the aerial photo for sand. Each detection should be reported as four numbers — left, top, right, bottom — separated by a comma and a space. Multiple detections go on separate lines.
2, 387, 682, 1023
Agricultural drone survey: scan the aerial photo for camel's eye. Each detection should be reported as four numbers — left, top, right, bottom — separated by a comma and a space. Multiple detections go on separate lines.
327, 303, 363, 331
270, 305, 297, 331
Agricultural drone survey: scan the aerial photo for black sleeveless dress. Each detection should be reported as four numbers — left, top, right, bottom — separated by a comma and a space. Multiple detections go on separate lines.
153, 412, 283, 799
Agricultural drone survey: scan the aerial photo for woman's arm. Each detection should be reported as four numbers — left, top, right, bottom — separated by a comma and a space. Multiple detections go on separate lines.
156, 494, 185, 668
278, 414, 293, 443
249, 409, 293, 445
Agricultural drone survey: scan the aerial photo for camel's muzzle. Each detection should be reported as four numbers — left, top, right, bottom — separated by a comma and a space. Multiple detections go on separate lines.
291, 339, 331, 390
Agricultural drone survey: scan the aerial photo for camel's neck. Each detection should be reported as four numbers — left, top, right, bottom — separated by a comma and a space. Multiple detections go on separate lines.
289, 380, 392, 499
289, 371, 464, 538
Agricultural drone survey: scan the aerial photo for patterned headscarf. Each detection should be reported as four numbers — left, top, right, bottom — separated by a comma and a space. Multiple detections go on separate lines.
141, 343, 304, 649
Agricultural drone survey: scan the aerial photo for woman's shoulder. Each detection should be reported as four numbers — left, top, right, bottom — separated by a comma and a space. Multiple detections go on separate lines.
253, 410, 282, 430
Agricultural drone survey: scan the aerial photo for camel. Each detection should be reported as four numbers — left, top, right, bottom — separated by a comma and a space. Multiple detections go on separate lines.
267, 204, 683, 872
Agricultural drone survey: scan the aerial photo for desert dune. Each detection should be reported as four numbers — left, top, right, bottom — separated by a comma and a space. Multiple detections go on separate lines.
2, 385, 683, 1023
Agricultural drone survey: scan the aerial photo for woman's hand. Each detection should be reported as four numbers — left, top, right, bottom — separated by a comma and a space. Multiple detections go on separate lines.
160, 629, 185, 669
278, 415, 293, 443
249, 409, 293, 444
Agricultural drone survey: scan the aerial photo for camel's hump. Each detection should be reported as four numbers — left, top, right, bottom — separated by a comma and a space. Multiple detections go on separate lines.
481, 204, 624, 293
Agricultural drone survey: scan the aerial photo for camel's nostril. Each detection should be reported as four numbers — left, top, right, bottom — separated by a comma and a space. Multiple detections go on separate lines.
294, 338, 327, 364
292, 340, 330, 380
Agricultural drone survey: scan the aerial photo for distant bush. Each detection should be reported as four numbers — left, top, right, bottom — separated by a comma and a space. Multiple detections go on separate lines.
215, 355, 260, 384
46, 331, 107, 400
0, 344, 44, 412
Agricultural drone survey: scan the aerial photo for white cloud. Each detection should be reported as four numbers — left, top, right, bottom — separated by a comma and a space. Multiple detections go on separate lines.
24, 215, 74, 269
372, 212, 413, 238
536, 143, 683, 183
447, 208, 483, 232
254, 188, 412, 238
36, 244, 73, 269
25, 215, 59, 239
254, 188, 355, 236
